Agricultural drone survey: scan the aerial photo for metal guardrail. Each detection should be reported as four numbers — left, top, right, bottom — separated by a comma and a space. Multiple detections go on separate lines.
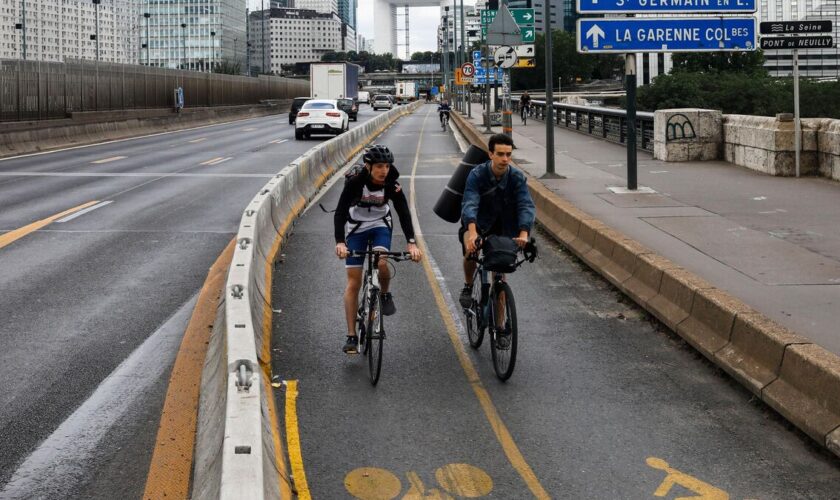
0, 58, 308, 122
523, 100, 655, 152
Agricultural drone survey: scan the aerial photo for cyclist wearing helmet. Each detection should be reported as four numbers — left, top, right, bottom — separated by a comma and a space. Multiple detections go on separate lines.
438, 100, 452, 125
334, 144, 422, 354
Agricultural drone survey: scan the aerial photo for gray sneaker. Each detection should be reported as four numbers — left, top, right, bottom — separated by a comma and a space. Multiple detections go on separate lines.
381, 292, 396, 316
459, 284, 473, 308
343, 335, 359, 354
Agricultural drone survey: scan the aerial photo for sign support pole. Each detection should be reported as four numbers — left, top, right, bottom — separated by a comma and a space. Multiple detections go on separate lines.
625, 53, 638, 190
794, 48, 801, 178
483, 26, 493, 133
542, 1, 559, 178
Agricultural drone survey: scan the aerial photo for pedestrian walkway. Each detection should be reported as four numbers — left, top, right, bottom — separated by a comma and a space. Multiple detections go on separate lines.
463, 102, 840, 356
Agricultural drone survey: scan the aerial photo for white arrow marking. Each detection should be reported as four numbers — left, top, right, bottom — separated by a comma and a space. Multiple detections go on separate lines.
523, 13, 532, 20
586, 24, 606, 48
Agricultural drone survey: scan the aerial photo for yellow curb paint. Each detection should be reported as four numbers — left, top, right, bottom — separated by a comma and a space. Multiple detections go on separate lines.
263, 367, 294, 498
285, 380, 311, 500
0, 200, 99, 251
408, 108, 550, 499
143, 238, 236, 500
91, 156, 127, 164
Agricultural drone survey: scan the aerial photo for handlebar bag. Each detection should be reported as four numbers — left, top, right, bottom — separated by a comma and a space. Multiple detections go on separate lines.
483, 235, 518, 273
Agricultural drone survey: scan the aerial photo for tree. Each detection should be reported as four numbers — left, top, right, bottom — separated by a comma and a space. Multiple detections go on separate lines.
512, 30, 603, 91
671, 50, 767, 75
212, 59, 241, 75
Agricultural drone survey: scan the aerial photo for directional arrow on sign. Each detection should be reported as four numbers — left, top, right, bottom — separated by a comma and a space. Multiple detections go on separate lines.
586, 24, 605, 49
514, 44, 535, 57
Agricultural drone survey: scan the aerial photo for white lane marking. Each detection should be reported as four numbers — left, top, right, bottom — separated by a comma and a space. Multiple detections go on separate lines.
752, 196, 767, 201
91, 156, 127, 164
188, 137, 207, 143
0, 295, 198, 498
0, 114, 285, 163
56, 200, 113, 223
243, 127, 257, 131
209, 157, 233, 165
649, 170, 669, 174
270, 139, 288, 144
0, 172, 272, 178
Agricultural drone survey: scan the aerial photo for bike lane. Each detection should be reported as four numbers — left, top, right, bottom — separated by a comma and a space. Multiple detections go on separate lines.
271, 104, 839, 499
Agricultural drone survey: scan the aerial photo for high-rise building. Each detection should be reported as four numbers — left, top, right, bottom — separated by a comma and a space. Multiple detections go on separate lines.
295, 0, 339, 15
0, 0, 138, 63
337, 0, 356, 30
142, 0, 247, 73
437, 5, 480, 55
761, 0, 840, 78
249, 7, 342, 73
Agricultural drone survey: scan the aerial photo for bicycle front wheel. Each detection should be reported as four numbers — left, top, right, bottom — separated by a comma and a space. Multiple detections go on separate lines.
366, 292, 384, 385
490, 281, 517, 381
465, 278, 485, 349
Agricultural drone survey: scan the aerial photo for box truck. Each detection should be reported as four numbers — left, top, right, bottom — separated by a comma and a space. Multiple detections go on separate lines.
310, 63, 360, 101
395, 82, 417, 104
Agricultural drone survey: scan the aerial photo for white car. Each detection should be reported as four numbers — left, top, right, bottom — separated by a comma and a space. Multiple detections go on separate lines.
372, 94, 393, 111
294, 99, 348, 140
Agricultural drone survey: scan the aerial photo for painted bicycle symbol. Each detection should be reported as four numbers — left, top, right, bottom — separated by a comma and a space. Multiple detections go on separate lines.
345, 463, 493, 500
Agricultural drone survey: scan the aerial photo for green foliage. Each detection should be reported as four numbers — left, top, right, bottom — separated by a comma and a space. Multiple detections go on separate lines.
671, 51, 768, 75
511, 30, 622, 91
321, 50, 400, 72
637, 71, 840, 119
212, 59, 241, 75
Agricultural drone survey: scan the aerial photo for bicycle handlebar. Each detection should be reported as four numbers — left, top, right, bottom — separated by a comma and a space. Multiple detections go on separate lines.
348, 250, 414, 261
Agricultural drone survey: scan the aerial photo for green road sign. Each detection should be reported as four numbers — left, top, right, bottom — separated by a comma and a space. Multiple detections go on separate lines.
482, 24, 535, 42
481, 8, 535, 26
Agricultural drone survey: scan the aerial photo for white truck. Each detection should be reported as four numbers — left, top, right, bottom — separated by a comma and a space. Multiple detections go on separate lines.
310, 62, 360, 101
395, 82, 417, 104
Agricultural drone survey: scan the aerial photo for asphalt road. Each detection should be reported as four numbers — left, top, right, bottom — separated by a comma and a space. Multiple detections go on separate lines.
0, 105, 383, 498
271, 104, 840, 499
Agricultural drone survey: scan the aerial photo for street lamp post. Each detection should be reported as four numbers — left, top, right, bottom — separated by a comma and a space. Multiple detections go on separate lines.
443, 8, 450, 102
16, 0, 26, 60
210, 30, 216, 72
93, 0, 101, 61
234, 37, 239, 72
181, 22, 187, 70
458, 0, 466, 114
143, 12, 151, 65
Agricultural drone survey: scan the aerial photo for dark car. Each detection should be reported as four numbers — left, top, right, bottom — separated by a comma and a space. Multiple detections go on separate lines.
289, 97, 311, 124
337, 98, 358, 121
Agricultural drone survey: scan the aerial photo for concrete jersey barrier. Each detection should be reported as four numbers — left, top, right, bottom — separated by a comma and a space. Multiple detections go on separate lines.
448, 110, 840, 459
192, 101, 423, 499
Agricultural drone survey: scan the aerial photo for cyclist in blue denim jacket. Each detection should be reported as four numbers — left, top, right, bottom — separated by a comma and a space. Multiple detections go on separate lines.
459, 134, 536, 308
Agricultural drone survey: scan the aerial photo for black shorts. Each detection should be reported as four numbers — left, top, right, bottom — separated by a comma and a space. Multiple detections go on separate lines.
459, 220, 504, 256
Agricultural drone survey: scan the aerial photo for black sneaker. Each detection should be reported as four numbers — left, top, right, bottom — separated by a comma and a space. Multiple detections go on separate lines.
459, 284, 473, 308
381, 292, 396, 316
343, 335, 359, 354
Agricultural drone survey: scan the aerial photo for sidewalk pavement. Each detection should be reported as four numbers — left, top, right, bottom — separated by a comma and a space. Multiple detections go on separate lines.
464, 102, 840, 357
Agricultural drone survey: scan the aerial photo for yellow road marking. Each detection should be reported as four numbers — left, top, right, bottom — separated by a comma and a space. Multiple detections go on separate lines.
647, 457, 729, 499
200, 156, 223, 165
345, 468, 402, 500
434, 463, 492, 497
188, 137, 207, 143
408, 108, 550, 499
91, 156, 127, 164
142, 238, 236, 500
0, 200, 99, 251
285, 380, 312, 499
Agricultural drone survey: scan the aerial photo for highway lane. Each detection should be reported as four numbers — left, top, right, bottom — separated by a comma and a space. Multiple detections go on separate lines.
271, 104, 840, 499
0, 104, 384, 498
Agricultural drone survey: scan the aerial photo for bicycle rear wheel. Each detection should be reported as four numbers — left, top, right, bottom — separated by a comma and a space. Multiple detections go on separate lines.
465, 277, 485, 349
366, 291, 384, 385
490, 281, 517, 381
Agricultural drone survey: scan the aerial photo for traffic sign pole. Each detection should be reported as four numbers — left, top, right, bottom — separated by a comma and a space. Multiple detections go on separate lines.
626, 53, 638, 191
542, 0, 558, 179
794, 49, 801, 178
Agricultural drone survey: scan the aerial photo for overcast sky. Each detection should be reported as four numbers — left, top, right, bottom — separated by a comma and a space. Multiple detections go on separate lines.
248, 0, 466, 54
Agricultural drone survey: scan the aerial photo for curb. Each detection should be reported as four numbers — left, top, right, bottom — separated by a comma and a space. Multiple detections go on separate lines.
450, 110, 840, 459
192, 101, 423, 499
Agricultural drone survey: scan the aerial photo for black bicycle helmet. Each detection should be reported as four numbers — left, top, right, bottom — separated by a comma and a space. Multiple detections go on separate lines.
363, 144, 394, 165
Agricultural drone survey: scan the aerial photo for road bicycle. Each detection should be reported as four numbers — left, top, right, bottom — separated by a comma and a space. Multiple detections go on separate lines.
349, 245, 413, 385
520, 104, 530, 125
463, 237, 537, 381
441, 111, 450, 131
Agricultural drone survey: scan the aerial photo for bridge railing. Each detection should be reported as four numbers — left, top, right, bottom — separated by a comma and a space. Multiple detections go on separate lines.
525, 99, 655, 152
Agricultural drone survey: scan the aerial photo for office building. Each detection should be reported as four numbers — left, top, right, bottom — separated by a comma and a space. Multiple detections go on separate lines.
249, 7, 342, 74
761, 0, 840, 78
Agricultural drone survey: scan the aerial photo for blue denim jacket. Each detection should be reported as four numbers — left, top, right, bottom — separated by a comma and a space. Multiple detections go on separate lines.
461, 161, 536, 236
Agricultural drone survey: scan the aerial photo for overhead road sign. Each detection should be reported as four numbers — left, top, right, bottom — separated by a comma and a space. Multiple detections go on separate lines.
760, 20, 833, 35
481, 8, 535, 25
482, 25, 535, 42
577, 17, 757, 54
576, 0, 756, 14
760, 36, 835, 50
514, 58, 536, 68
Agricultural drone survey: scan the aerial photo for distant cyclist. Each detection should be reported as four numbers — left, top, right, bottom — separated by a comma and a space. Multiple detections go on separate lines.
519, 91, 531, 123
458, 134, 535, 314
334, 145, 423, 354
438, 99, 452, 126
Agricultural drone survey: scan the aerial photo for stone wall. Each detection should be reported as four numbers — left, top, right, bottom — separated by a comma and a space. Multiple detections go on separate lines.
654, 109, 722, 162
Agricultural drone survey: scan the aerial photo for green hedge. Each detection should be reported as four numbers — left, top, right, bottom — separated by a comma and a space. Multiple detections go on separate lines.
637, 72, 840, 119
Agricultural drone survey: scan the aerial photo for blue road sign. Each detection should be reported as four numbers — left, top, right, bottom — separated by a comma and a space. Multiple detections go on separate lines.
577, 17, 757, 54
576, 0, 756, 14
473, 50, 482, 62
430, 86, 439, 96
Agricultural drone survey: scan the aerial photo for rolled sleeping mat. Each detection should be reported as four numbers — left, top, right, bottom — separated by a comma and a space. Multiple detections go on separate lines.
433, 145, 490, 223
